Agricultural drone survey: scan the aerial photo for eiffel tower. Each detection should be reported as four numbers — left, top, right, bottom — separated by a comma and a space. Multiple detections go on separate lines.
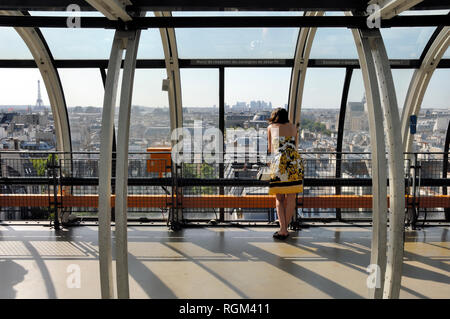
34, 80, 45, 111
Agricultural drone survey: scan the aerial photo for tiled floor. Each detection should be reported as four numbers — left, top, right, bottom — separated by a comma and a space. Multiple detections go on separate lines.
0, 224, 448, 298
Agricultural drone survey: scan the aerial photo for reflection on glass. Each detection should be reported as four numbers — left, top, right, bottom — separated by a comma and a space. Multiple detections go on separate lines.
173, 10, 303, 58
309, 28, 358, 58
381, 27, 435, 59
176, 28, 299, 59
39, 28, 115, 59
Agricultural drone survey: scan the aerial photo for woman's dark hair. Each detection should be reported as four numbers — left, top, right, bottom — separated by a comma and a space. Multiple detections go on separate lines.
268, 107, 289, 124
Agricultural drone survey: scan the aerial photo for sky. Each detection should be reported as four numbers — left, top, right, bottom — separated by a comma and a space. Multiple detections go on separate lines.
0, 10, 449, 110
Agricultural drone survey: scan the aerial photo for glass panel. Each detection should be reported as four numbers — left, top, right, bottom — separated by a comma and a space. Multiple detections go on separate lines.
224, 68, 290, 220
338, 69, 372, 219
30, 12, 115, 59
301, 68, 344, 154
348, 68, 414, 114
137, 12, 165, 59
392, 69, 414, 111
399, 9, 450, 15
180, 69, 219, 220
411, 69, 449, 220
0, 69, 55, 151
175, 28, 299, 59
309, 28, 358, 58
381, 27, 435, 59
303, 68, 346, 109
181, 68, 219, 157
225, 67, 289, 115
173, 12, 302, 59
345, 69, 371, 153
413, 69, 450, 153
39, 28, 115, 59
130, 69, 170, 149
0, 27, 33, 59
59, 69, 104, 152
63, 68, 170, 151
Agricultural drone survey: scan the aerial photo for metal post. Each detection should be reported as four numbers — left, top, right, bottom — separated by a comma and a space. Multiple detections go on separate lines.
335, 67, 353, 221
115, 29, 142, 299
444, 120, 450, 221
51, 153, 60, 230
219, 66, 225, 222
411, 153, 418, 229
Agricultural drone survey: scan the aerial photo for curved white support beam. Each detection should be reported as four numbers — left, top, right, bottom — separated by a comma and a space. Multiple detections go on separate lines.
0, 10, 72, 155
288, 11, 324, 126
364, 31, 405, 299
115, 28, 142, 299
156, 11, 183, 132
347, 12, 405, 299
98, 30, 128, 299
348, 23, 388, 299
368, 0, 424, 19
401, 27, 450, 154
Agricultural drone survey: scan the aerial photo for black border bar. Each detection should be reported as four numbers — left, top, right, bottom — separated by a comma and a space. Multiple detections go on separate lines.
0, 15, 448, 29
0, 59, 449, 69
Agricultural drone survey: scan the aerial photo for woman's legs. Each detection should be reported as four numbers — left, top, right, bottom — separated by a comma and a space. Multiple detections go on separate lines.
275, 194, 287, 235
285, 193, 297, 231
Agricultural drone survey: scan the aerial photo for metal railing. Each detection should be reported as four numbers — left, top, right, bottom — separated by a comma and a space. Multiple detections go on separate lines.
0, 151, 448, 229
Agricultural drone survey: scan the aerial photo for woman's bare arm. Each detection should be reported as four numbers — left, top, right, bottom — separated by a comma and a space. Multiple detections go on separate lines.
267, 125, 272, 155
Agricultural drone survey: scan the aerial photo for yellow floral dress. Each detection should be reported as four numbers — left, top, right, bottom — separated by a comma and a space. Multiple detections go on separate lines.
268, 136, 304, 195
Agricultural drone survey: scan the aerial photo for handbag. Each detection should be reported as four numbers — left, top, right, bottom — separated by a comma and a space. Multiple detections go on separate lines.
257, 166, 271, 181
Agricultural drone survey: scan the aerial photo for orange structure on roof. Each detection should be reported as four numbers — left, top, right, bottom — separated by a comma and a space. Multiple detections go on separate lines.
146, 147, 172, 177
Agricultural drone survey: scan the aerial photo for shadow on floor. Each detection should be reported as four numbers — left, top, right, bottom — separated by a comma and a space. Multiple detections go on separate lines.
0, 260, 28, 298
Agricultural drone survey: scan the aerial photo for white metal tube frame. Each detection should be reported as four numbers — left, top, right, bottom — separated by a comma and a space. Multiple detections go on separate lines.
348, 24, 389, 299
349, 24, 405, 298
156, 11, 183, 132
363, 30, 405, 299
98, 30, 129, 299
288, 11, 324, 126
156, 11, 184, 225
115, 27, 143, 299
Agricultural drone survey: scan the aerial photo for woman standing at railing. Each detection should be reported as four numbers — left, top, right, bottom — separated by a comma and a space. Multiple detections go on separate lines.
267, 108, 304, 240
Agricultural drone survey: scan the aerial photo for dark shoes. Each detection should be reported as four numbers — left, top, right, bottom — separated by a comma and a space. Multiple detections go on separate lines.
273, 231, 289, 240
